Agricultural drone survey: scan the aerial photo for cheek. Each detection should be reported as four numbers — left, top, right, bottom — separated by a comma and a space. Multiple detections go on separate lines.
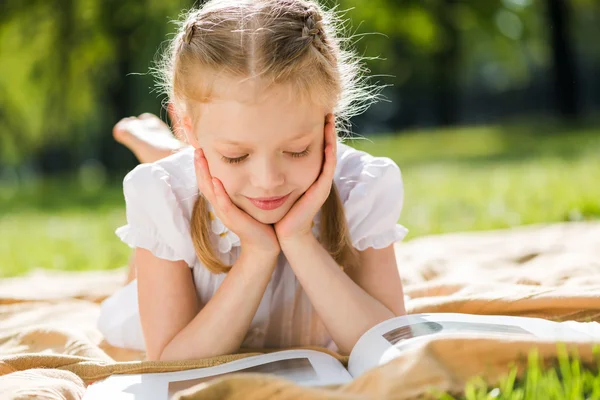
203, 157, 242, 195
294, 152, 323, 191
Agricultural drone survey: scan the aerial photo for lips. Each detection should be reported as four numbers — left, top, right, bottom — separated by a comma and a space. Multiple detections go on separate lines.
246, 194, 290, 211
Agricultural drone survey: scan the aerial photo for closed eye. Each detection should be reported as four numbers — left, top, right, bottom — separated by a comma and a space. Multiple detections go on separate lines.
221, 155, 248, 164
222, 147, 310, 164
288, 147, 310, 158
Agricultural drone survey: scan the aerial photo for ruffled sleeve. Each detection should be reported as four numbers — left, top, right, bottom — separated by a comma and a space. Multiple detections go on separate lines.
337, 144, 409, 251
115, 163, 197, 267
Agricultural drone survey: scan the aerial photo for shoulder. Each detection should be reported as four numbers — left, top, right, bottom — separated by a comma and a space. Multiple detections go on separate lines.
334, 141, 403, 204
333, 141, 408, 250
122, 146, 198, 210
119, 147, 199, 265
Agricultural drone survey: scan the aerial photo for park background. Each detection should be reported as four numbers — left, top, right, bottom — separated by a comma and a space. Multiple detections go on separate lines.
1, 0, 599, 277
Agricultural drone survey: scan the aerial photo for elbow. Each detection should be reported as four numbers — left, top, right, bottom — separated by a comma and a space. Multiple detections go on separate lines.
156, 348, 184, 362
156, 343, 184, 362
393, 306, 407, 318
378, 306, 399, 321
145, 347, 164, 362
158, 351, 177, 362
156, 343, 237, 362
146, 342, 175, 362
389, 298, 407, 318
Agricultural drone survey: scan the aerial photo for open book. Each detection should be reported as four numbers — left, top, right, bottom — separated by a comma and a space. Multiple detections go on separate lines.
84, 313, 594, 399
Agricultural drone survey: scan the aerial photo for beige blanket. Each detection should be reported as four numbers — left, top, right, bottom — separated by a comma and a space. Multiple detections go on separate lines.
1, 221, 599, 399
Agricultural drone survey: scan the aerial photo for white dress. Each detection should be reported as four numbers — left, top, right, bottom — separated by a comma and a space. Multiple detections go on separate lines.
97, 143, 408, 353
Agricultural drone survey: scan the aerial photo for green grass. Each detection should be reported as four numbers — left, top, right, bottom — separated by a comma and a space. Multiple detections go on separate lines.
0, 208, 129, 276
1, 119, 599, 277
436, 346, 600, 400
0, 175, 132, 276
349, 119, 600, 236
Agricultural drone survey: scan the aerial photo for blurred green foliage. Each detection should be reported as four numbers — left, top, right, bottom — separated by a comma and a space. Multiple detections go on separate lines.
0, 0, 195, 166
1, 0, 599, 171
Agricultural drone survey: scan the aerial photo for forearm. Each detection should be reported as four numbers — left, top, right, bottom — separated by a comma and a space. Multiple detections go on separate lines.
160, 249, 278, 361
281, 236, 395, 354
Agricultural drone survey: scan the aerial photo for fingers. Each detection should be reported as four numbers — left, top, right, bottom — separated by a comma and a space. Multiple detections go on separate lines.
325, 113, 336, 156
323, 140, 336, 178
299, 114, 336, 207
211, 170, 265, 242
194, 148, 217, 205
211, 177, 232, 214
194, 149, 246, 225
320, 114, 337, 182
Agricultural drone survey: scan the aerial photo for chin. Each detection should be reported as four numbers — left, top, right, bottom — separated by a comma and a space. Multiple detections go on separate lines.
249, 208, 288, 225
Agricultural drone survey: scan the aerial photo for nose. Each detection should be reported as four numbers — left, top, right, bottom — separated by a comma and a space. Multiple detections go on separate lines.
249, 156, 285, 193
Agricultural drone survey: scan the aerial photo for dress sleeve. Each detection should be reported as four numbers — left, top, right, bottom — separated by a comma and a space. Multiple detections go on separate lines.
115, 163, 197, 267
339, 151, 409, 251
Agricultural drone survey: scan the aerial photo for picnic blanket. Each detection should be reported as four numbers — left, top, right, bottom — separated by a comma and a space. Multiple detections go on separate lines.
1, 221, 600, 399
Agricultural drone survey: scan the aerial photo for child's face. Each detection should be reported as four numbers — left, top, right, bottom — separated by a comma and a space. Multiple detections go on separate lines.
186, 82, 329, 225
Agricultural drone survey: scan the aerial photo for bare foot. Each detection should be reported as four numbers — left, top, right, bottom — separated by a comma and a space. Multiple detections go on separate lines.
113, 112, 187, 164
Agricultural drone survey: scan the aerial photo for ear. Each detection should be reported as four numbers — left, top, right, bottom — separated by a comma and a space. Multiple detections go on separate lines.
181, 114, 200, 148
167, 102, 184, 140
324, 113, 336, 139
324, 112, 335, 127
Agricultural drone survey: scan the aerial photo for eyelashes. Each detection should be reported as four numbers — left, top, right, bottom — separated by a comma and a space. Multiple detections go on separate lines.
221, 155, 247, 164
221, 147, 311, 165
290, 147, 310, 158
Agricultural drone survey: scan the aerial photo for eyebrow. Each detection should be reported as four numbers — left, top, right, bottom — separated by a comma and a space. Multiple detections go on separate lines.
215, 131, 314, 146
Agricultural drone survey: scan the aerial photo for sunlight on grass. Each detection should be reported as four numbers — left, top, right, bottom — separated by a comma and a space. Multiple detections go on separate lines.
1, 121, 599, 276
349, 122, 600, 238
398, 155, 600, 237
0, 209, 130, 276
0, 176, 131, 276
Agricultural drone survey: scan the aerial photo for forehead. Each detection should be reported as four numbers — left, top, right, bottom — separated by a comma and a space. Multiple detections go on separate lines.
195, 81, 326, 145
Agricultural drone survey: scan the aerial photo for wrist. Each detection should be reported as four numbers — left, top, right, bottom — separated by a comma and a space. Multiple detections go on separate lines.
239, 246, 280, 268
279, 233, 318, 253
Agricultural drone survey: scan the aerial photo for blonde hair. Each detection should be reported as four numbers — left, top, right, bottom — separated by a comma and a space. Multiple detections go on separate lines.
155, 0, 380, 273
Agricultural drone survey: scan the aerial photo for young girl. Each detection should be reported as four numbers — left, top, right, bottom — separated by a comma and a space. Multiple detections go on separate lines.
98, 0, 408, 361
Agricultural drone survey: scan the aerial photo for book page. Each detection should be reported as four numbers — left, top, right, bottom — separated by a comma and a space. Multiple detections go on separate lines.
347, 313, 593, 378
83, 350, 352, 400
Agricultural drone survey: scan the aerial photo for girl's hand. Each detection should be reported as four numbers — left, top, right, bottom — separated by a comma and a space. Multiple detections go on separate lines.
274, 114, 337, 245
194, 148, 281, 257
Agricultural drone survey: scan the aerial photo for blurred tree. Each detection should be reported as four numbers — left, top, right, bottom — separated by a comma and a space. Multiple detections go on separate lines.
544, 0, 580, 118
430, 0, 460, 126
37, 0, 75, 173
0, 0, 116, 169
0, 0, 599, 173
91, 0, 196, 171
338, 0, 462, 126
96, 0, 140, 171
0, 0, 193, 172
